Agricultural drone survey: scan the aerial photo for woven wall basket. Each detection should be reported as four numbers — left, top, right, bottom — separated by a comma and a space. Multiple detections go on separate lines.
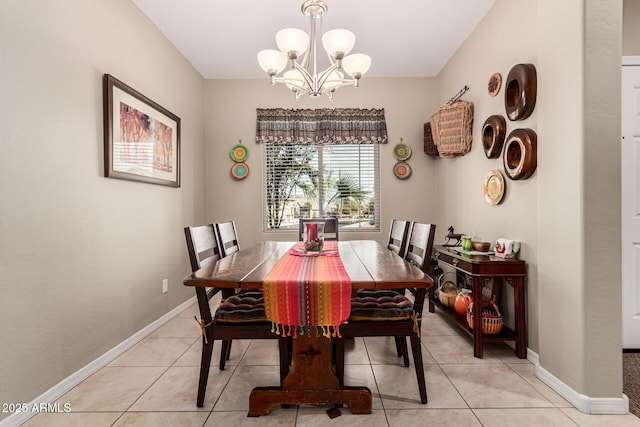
430, 100, 473, 157
423, 122, 438, 156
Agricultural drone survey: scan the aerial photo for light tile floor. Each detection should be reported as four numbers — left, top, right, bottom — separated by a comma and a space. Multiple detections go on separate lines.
21, 295, 640, 427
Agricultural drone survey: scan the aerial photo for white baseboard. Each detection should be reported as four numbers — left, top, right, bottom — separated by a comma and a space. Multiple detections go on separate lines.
0, 297, 196, 427
499, 346, 627, 415
536, 362, 629, 415
622, 56, 640, 66
526, 347, 539, 365
501, 341, 539, 364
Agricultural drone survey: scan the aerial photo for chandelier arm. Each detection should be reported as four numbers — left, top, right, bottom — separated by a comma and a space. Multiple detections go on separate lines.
292, 63, 316, 91
316, 63, 340, 88
300, 49, 311, 71
272, 77, 312, 96
325, 49, 338, 68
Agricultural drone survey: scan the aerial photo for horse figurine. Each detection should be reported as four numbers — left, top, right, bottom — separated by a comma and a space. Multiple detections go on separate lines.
444, 226, 463, 247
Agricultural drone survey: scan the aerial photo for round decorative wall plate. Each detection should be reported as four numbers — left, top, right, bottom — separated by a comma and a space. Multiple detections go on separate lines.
230, 144, 249, 162
488, 72, 502, 97
231, 162, 249, 180
484, 169, 505, 205
393, 161, 412, 180
393, 142, 412, 161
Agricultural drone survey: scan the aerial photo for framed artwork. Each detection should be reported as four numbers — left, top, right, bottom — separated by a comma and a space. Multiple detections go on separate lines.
103, 74, 180, 187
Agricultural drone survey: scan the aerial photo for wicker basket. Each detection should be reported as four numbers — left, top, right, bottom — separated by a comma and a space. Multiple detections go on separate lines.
466, 300, 503, 334
438, 280, 458, 308
423, 121, 438, 156
430, 100, 473, 158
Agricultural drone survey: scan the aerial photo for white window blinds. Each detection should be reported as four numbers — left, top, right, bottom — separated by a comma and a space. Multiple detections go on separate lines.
263, 142, 380, 232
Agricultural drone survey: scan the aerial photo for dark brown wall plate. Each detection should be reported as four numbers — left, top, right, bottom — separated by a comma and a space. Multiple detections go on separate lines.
503, 128, 537, 180
504, 63, 537, 121
488, 73, 502, 97
482, 115, 507, 159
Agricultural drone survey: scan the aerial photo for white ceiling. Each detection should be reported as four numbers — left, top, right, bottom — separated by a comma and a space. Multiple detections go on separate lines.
131, 0, 496, 79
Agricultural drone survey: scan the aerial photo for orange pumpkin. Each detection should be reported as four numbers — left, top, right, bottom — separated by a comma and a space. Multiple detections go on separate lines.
454, 292, 473, 316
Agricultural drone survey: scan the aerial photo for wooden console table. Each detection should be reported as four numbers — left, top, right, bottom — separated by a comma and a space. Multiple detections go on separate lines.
430, 246, 527, 359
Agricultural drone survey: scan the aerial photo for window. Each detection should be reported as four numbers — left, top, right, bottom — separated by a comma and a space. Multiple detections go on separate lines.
263, 142, 380, 232
256, 107, 387, 232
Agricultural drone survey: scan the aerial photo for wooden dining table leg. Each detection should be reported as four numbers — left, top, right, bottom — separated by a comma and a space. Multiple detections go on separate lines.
248, 333, 372, 416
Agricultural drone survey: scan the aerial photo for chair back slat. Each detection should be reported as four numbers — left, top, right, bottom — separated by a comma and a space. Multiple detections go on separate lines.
184, 224, 221, 272
215, 221, 240, 257
387, 219, 411, 257
404, 222, 436, 272
298, 218, 339, 241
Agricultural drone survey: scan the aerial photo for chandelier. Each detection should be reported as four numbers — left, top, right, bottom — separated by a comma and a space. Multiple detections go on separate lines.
257, 0, 371, 100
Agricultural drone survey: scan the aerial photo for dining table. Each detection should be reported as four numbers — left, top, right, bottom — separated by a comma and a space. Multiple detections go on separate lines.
183, 240, 433, 416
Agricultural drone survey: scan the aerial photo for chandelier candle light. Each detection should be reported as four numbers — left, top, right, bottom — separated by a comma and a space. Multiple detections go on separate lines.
257, 0, 371, 100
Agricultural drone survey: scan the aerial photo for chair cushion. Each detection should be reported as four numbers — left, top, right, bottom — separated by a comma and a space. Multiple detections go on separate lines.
349, 290, 413, 321
214, 292, 268, 323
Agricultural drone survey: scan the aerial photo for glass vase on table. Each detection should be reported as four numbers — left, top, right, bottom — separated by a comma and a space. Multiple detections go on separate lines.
303, 222, 325, 254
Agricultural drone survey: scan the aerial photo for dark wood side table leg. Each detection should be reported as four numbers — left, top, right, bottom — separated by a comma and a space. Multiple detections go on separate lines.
472, 276, 484, 358
511, 277, 527, 359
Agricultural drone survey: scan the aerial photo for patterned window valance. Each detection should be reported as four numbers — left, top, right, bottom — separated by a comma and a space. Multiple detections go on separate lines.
255, 108, 388, 145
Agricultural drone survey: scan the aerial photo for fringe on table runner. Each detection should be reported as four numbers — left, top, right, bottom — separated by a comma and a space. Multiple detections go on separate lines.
271, 322, 343, 338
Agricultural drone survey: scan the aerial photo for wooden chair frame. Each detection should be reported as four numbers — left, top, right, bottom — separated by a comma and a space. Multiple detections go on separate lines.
335, 223, 436, 404
215, 221, 240, 257
387, 219, 411, 258
184, 225, 288, 407
194, 287, 289, 407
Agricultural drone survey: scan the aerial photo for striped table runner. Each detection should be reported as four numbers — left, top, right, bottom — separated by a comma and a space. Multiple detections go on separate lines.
262, 241, 351, 338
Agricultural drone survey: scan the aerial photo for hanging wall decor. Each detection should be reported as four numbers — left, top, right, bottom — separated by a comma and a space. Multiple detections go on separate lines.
229, 140, 249, 180
393, 138, 412, 161
393, 161, 412, 180
488, 73, 502, 97
504, 63, 537, 121
484, 169, 505, 205
230, 142, 249, 162
430, 97, 473, 158
482, 115, 507, 159
423, 121, 438, 156
503, 128, 537, 180
103, 74, 181, 187
231, 162, 249, 180
393, 138, 412, 179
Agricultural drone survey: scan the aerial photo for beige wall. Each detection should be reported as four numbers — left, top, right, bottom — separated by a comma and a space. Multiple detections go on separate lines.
434, 0, 539, 347
537, 0, 588, 392
579, 0, 622, 398
0, 0, 205, 417
539, 0, 622, 398
204, 78, 439, 246
436, 0, 623, 399
624, 0, 640, 55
